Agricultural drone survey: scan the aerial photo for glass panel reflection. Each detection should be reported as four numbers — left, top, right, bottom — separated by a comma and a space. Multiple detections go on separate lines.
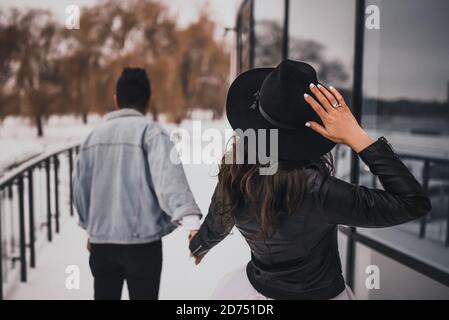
288, 0, 355, 181
359, 0, 449, 271
253, 0, 284, 67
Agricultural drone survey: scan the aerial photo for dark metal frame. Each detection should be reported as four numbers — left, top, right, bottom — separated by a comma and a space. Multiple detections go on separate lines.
236, 0, 255, 72
235, 0, 449, 290
241, 0, 290, 69
0, 189, 2, 299
345, 0, 366, 289
0, 143, 80, 300
282, 0, 290, 60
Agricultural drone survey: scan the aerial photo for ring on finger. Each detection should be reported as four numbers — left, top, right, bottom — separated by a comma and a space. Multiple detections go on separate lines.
332, 102, 341, 108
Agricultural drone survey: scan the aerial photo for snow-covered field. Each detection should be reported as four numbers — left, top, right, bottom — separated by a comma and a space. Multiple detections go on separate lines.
1, 112, 252, 299
0, 115, 102, 174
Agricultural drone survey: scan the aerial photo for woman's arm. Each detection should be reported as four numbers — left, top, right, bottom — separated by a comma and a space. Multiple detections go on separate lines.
314, 137, 431, 227
189, 184, 235, 263
305, 84, 431, 227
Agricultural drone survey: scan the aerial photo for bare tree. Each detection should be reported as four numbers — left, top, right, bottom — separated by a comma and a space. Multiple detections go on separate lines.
7, 9, 59, 137
254, 20, 348, 84
0, 0, 231, 134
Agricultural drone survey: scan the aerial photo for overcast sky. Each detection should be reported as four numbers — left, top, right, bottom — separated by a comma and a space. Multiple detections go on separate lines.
0, 0, 239, 30
2, 0, 448, 102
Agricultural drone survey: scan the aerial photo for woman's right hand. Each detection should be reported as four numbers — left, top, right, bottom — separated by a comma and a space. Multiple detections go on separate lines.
304, 83, 374, 153
188, 230, 203, 265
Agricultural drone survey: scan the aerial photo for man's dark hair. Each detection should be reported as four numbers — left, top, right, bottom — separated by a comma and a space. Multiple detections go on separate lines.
116, 68, 151, 111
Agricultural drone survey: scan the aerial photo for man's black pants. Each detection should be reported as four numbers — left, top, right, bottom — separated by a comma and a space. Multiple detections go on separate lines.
89, 241, 162, 300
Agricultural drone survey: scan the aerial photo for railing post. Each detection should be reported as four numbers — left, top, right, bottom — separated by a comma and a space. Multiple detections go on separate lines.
53, 155, 60, 234
68, 149, 74, 217
18, 177, 27, 282
0, 144, 82, 297
45, 159, 52, 242
28, 169, 36, 268
0, 189, 4, 300
419, 160, 430, 239
8, 184, 15, 251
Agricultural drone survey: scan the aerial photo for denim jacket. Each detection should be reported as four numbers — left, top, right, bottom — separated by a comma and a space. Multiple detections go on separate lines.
73, 109, 202, 244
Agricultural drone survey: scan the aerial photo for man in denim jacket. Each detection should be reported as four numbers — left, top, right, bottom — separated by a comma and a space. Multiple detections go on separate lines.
73, 68, 201, 300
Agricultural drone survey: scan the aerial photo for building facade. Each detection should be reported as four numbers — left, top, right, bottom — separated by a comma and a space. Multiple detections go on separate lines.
233, 0, 449, 299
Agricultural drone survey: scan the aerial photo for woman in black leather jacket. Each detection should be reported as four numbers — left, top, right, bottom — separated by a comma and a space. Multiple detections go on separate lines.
189, 60, 431, 300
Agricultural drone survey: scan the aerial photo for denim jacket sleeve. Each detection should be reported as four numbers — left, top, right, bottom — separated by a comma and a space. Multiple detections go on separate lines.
145, 127, 202, 224
72, 151, 90, 230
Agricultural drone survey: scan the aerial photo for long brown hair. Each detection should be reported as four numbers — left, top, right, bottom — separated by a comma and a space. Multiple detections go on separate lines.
217, 137, 334, 239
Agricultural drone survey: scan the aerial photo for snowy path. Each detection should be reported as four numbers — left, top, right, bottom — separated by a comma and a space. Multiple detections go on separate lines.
3, 114, 251, 299
6, 160, 250, 300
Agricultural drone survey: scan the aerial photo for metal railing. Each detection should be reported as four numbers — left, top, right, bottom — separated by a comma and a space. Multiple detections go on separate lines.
361, 152, 449, 246
399, 154, 449, 246
341, 150, 449, 286
0, 143, 80, 300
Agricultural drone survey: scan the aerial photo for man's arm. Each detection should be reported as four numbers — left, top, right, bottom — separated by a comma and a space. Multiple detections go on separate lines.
72, 151, 90, 229
145, 128, 202, 226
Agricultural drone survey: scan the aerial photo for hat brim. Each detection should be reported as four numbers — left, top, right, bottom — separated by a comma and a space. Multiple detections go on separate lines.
226, 68, 335, 161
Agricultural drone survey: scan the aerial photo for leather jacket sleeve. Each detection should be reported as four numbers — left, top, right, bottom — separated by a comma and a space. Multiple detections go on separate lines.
189, 184, 235, 257
314, 137, 432, 227
189, 137, 432, 258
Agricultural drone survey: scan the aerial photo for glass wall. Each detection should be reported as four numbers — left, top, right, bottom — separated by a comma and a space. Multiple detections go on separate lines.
288, 0, 355, 91
235, 0, 449, 290
358, 0, 449, 273
288, 0, 356, 181
253, 0, 285, 67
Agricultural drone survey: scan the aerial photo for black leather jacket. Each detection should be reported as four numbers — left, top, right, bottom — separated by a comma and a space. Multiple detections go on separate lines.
189, 138, 431, 299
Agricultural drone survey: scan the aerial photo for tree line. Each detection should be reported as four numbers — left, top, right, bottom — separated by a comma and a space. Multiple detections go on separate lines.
0, 0, 230, 136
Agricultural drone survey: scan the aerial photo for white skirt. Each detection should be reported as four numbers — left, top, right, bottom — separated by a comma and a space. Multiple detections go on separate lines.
211, 266, 355, 300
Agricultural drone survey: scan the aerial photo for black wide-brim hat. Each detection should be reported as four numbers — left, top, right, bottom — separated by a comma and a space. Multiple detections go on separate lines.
226, 60, 335, 161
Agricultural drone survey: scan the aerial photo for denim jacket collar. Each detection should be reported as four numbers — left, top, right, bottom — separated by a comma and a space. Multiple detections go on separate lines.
105, 108, 144, 121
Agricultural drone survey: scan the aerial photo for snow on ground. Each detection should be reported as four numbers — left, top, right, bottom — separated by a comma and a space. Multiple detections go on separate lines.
2, 111, 251, 300
6, 161, 250, 300
0, 115, 101, 174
